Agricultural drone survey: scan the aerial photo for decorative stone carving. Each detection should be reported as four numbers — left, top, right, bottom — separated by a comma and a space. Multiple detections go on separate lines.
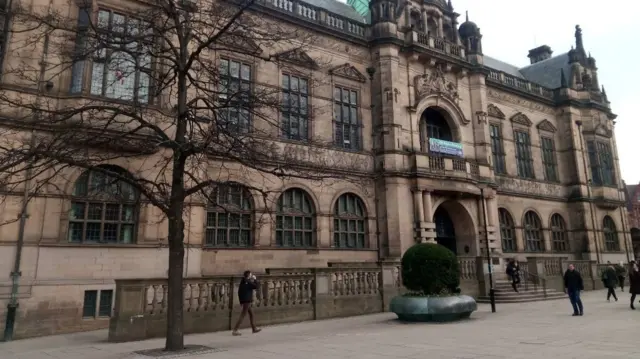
275, 49, 318, 69
487, 89, 555, 115
329, 63, 367, 83
218, 31, 262, 54
536, 119, 557, 133
414, 67, 460, 102
594, 124, 612, 137
510, 112, 532, 127
487, 104, 505, 119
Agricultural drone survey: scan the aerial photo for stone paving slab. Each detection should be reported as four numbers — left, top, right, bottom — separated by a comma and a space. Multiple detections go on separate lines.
1, 290, 639, 359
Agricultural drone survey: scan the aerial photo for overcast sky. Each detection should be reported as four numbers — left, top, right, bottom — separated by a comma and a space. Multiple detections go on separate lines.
341, 0, 638, 183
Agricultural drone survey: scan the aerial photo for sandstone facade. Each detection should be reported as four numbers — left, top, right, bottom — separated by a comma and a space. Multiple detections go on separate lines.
0, 0, 632, 339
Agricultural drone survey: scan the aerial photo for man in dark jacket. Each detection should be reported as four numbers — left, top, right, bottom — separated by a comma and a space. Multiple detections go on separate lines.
232, 270, 262, 336
564, 264, 584, 316
602, 264, 618, 301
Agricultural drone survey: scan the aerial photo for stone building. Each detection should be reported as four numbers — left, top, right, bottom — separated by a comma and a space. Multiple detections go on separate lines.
624, 182, 640, 258
0, 0, 632, 339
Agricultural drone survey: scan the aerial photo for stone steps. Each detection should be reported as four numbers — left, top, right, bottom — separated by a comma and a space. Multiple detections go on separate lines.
477, 280, 566, 303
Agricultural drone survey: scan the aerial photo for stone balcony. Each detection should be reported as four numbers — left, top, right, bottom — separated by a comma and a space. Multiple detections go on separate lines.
409, 153, 481, 180
405, 31, 466, 59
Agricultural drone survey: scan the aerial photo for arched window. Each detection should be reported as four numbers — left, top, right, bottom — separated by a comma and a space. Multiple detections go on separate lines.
550, 214, 568, 252
523, 211, 543, 252
333, 193, 366, 248
205, 184, 253, 247
68, 165, 139, 244
276, 188, 315, 247
603, 216, 620, 251
498, 208, 516, 252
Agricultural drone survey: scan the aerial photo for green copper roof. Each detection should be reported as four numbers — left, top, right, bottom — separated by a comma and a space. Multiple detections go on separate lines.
347, 0, 369, 18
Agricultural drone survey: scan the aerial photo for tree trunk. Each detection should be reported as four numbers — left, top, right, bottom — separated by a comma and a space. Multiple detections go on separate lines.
165, 205, 185, 351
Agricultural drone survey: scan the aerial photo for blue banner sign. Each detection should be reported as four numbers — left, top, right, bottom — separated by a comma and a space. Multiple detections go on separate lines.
429, 138, 463, 157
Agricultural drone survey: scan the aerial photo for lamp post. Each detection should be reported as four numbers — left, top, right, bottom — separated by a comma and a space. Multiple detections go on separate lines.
480, 186, 496, 313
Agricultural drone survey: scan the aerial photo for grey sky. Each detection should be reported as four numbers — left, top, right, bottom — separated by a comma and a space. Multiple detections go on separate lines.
340, 0, 638, 183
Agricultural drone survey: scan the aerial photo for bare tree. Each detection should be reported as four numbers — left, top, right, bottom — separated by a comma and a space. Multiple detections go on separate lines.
0, 0, 369, 350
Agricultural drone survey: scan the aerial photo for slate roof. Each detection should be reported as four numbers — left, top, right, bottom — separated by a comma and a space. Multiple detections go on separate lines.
484, 53, 570, 90
307, 0, 368, 22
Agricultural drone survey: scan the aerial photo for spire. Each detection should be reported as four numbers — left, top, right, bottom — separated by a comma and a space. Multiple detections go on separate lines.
575, 25, 584, 51
560, 68, 567, 88
465, 10, 469, 22
601, 85, 608, 102
447, 0, 453, 10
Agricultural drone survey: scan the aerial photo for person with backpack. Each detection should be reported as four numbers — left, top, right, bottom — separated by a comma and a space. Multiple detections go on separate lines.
505, 259, 521, 293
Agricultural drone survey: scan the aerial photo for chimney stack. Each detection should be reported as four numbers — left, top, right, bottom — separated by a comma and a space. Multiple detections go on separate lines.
527, 45, 553, 64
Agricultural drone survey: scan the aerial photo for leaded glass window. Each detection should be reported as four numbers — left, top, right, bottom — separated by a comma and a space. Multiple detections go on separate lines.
275, 188, 315, 247
333, 87, 360, 150
333, 193, 366, 248
523, 211, 543, 252
550, 214, 568, 252
603, 215, 620, 251
205, 184, 253, 247
499, 208, 516, 252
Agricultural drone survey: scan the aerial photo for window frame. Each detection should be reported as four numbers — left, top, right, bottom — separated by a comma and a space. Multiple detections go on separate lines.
513, 130, 534, 179
218, 57, 253, 133
498, 208, 516, 252
603, 216, 620, 252
280, 73, 310, 141
489, 123, 506, 175
523, 211, 543, 252
70, 7, 155, 104
540, 136, 558, 182
550, 213, 568, 252
333, 85, 361, 150
204, 184, 253, 247
333, 193, 367, 249
587, 140, 616, 187
275, 188, 316, 248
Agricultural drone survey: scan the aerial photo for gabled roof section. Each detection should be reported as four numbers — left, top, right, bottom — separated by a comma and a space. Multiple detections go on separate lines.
306, 0, 368, 23
519, 53, 571, 90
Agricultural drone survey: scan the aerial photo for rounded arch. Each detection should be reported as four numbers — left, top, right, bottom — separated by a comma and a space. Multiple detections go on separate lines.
275, 188, 316, 248
415, 95, 468, 135
68, 164, 139, 244
602, 215, 619, 251
431, 200, 477, 255
522, 210, 543, 252
549, 213, 569, 252
332, 193, 367, 248
205, 182, 254, 247
498, 208, 516, 252
520, 208, 544, 228
329, 188, 371, 217
274, 183, 320, 214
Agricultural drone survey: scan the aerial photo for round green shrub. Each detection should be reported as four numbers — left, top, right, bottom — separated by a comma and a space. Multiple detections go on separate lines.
401, 242, 460, 296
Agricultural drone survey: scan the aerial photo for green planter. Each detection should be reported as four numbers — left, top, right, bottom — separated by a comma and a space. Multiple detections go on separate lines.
390, 295, 477, 322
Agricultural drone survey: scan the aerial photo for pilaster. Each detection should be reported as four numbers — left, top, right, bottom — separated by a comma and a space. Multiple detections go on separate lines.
468, 73, 490, 165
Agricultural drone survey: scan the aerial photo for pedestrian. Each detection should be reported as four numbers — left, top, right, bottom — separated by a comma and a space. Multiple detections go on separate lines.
615, 262, 626, 291
232, 270, 262, 336
629, 261, 640, 310
563, 263, 584, 316
505, 259, 521, 293
601, 264, 618, 301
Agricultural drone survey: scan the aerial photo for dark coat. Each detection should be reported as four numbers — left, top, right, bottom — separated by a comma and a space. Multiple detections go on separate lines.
564, 269, 584, 292
601, 267, 618, 288
506, 263, 520, 280
629, 270, 640, 295
238, 278, 258, 304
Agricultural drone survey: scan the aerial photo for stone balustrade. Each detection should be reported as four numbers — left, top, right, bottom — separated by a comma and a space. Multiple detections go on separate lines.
409, 31, 465, 59
486, 69, 554, 99
411, 153, 480, 179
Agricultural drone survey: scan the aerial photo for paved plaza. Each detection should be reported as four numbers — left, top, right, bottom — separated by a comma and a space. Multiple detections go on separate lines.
1, 290, 639, 359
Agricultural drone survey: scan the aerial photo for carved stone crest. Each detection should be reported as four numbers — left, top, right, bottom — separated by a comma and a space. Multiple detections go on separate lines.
510, 112, 532, 127
487, 104, 505, 119
414, 67, 459, 102
275, 49, 318, 69
329, 63, 367, 83
536, 119, 557, 133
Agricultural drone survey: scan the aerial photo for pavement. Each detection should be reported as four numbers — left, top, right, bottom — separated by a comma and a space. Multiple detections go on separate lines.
1, 289, 639, 359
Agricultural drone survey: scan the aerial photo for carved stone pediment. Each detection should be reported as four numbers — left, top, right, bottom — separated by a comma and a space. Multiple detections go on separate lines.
329, 63, 367, 83
487, 104, 505, 119
510, 112, 532, 127
275, 49, 318, 69
536, 119, 557, 133
414, 67, 459, 102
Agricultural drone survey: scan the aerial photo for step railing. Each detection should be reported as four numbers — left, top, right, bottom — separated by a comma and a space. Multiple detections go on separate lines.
519, 268, 547, 298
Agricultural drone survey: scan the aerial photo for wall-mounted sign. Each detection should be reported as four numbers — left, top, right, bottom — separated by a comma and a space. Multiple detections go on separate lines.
429, 138, 463, 157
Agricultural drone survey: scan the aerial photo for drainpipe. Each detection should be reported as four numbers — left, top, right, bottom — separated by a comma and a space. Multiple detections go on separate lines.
575, 120, 601, 264
3, 29, 49, 341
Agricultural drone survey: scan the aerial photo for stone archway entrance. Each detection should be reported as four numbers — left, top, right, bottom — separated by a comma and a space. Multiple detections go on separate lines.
432, 200, 477, 256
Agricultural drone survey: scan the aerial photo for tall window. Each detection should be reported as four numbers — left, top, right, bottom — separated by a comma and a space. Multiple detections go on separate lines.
541, 136, 558, 182
333, 193, 366, 248
219, 58, 251, 133
281, 74, 309, 140
498, 208, 516, 252
333, 86, 360, 150
71, 10, 152, 103
550, 214, 568, 252
68, 166, 138, 244
603, 215, 620, 251
523, 211, 543, 252
514, 130, 534, 179
275, 188, 315, 247
205, 184, 253, 247
490, 124, 506, 174
587, 140, 615, 186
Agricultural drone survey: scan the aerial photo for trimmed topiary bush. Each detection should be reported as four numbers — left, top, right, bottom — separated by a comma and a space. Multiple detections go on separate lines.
401, 242, 460, 296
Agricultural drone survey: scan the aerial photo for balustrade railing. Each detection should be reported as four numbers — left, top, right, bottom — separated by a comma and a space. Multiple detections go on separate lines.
329, 268, 381, 296
457, 256, 478, 280
413, 153, 480, 179
486, 69, 554, 99
412, 31, 465, 58
543, 258, 563, 276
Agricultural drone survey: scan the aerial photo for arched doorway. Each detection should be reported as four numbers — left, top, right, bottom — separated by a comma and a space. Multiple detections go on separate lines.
434, 207, 457, 254
421, 107, 453, 141
432, 200, 477, 256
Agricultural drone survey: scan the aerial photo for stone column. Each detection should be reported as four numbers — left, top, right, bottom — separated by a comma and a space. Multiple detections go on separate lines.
422, 190, 433, 222
413, 189, 424, 223
437, 16, 444, 37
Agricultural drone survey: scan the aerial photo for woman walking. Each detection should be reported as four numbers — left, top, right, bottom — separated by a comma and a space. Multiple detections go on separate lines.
629, 261, 640, 310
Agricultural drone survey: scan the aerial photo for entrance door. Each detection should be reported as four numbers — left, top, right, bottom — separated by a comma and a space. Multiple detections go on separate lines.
434, 207, 457, 255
